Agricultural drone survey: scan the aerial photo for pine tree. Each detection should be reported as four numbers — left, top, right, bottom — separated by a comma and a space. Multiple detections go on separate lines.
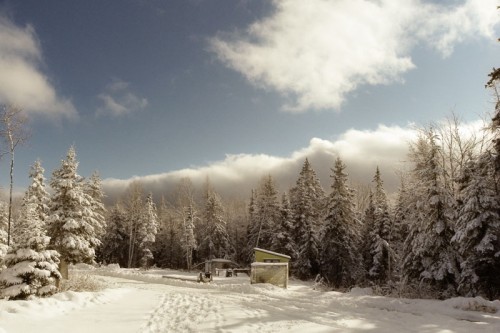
199, 190, 232, 259
181, 203, 197, 270
98, 202, 129, 266
254, 175, 280, 250
25, 160, 49, 224
271, 193, 297, 259
402, 131, 459, 294
0, 199, 60, 300
244, 189, 259, 263
289, 158, 325, 279
367, 167, 394, 282
320, 157, 361, 288
138, 193, 158, 268
84, 172, 107, 240
47, 147, 100, 278
453, 153, 500, 298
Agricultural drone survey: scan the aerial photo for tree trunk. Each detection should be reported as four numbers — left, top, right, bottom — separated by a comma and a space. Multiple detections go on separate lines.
7, 138, 14, 247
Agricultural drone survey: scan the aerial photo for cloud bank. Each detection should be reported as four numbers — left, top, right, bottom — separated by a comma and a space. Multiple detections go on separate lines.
97, 79, 148, 117
210, 0, 499, 112
0, 15, 77, 118
102, 123, 419, 204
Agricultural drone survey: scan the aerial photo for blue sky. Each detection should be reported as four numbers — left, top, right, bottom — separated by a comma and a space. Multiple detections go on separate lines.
0, 0, 498, 198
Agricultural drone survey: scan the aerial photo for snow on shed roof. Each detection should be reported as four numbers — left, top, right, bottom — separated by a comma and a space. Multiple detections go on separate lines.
254, 248, 291, 259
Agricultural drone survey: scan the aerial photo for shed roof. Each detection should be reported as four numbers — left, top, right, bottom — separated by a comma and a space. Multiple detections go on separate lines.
254, 248, 291, 259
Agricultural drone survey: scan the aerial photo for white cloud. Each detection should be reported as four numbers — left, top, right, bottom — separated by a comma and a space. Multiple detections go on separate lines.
0, 15, 77, 118
210, 0, 499, 112
102, 123, 422, 203
97, 79, 148, 117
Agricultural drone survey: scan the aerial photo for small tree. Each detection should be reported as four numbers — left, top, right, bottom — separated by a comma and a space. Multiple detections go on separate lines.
0, 200, 60, 300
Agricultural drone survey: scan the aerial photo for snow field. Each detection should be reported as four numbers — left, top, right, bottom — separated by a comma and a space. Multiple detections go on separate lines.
1, 268, 499, 332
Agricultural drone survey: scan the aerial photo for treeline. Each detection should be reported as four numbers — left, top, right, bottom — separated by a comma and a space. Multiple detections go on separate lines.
97, 110, 500, 300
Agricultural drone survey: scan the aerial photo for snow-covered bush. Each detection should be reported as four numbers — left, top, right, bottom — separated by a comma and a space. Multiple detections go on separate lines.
59, 272, 107, 292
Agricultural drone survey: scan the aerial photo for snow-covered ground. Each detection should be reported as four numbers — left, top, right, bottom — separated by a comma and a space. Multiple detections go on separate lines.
1, 267, 499, 333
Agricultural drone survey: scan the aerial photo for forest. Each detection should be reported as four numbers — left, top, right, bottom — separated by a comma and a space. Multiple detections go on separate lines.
1, 71, 500, 302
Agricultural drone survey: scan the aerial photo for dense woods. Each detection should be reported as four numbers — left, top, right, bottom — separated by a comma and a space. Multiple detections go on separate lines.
1, 75, 500, 301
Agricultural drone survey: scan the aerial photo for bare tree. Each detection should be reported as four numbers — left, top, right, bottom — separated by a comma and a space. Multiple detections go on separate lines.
0, 105, 30, 246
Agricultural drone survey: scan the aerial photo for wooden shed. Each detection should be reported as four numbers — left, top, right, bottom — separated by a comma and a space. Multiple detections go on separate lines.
251, 248, 290, 288
253, 248, 291, 263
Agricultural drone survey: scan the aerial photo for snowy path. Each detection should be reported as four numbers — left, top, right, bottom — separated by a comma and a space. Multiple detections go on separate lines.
1, 270, 500, 333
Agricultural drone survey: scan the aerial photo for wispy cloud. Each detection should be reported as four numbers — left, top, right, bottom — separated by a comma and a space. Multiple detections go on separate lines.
210, 0, 499, 112
97, 79, 148, 117
0, 15, 77, 118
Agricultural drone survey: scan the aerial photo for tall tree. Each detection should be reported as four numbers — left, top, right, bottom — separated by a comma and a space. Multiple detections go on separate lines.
320, 157, 361, 288
84, 172, 107, 240
367, 167, 394, 283
251, 175, 280, 250
0, 105, 30, 246
199, 190, 232, 260
138, 193, 158, 268
271, 193, 297, 259
47, 147, 100, 279
452, 155, 500, 298
289, 158, 325, 279
402, 131, 459, 294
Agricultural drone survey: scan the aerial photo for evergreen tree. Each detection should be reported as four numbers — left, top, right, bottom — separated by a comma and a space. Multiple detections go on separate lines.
199, 190, 232, 259
320, 157, 361, 288
181, 203, 197, 270
98, 202, 129, 266
25, 160, 49, 224
254, 175, 280, 249
84, 172, 107, 240
0, 200, 60, 300
368, 167, 394, 282
289, 158, 325, 279
453, 153, 500, 298
138, 193, 158, 268
47, 147, 100, 278
244, 189, 259, 263
402, 131, 459, 294
271, 193, 297, 259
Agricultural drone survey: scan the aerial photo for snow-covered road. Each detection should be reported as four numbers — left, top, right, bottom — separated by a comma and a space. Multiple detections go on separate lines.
1, 269, 499, 333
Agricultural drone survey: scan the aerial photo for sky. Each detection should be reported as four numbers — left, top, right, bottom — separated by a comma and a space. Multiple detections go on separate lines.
0, 0, 498, 202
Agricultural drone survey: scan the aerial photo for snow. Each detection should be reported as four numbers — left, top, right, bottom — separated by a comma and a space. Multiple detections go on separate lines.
1, 267, 499, 333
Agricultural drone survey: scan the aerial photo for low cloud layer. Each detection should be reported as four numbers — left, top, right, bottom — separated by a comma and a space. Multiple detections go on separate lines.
97, 79, 148, 117
0, 15, 77, 118
210, 0, 499, 112
102, 123, 420, 204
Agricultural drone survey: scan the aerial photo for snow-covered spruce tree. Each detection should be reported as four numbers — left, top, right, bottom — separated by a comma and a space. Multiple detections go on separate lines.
181, 203, 197, 270
402, 131, 459, 295
390, 176, 411, 281
320, 157, 362, 288
47, 147, 100, 279
271, 193, 297, 260
0, 202, 8, 260
0, 199, 60, 300
244, 189, 259, 263
198, 190, 232, 260
138, 194, 158, 268
367, 167, 395, 283
98, 202, 129, 266
452, 155, 500, 298
289, 158, 326, 279
253, 175, 280, 250
84, 172, 107, 241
